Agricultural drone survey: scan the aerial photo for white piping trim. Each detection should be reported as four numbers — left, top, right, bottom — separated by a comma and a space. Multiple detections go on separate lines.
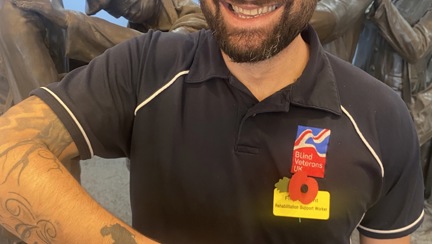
134, 70, 190, 115
356, 213, 366, 228
350, 213, 365, 244
341, 106, 384, 177
358, 210, 425, 234
41, 87, 94, 157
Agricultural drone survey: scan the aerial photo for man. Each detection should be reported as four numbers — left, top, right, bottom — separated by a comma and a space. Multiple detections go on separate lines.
0, 0, 424, 243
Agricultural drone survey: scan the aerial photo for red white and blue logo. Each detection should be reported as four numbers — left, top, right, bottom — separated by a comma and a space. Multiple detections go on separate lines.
291, 125, 331, 178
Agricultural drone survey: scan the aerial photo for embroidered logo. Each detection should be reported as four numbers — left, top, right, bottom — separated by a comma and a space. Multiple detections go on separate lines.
291, 125, 331, 178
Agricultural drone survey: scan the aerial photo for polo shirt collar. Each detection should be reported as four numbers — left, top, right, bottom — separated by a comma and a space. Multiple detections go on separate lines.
186, 26, 342, 116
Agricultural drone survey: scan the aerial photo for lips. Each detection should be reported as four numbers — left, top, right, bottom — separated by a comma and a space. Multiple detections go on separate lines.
221, 0, 282, 18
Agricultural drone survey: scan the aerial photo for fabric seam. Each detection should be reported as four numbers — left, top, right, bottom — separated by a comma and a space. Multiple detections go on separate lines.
41, 87, 94, 157
134, 70, 190, 115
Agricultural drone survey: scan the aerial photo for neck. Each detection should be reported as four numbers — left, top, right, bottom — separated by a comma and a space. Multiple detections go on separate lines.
222, 34, 310, 101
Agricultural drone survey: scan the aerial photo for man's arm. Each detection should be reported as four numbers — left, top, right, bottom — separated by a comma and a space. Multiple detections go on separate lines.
360, 234, 410, 244
0, 96, 156, 243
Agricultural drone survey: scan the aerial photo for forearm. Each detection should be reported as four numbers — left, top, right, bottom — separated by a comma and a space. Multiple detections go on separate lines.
0, 150, 151, 243
373, 0, 432, 62
0, 97, 156, 243
360, 234, 410, 244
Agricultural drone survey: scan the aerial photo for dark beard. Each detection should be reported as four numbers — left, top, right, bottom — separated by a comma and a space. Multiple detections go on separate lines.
200, 0, 317, 63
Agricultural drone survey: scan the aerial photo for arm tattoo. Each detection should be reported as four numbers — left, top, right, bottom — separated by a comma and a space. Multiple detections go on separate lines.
0, 98, 74, 185
0, 141, 62, 186
101, 223, 137, 244
0, 192, 56, 243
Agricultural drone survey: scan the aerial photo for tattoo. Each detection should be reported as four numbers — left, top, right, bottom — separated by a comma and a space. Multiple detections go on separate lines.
0, 141, 40, 185
0, 192, 56, 243
0, 141, 63, 185
0, 97, 75, 184
101, 223, 137, 244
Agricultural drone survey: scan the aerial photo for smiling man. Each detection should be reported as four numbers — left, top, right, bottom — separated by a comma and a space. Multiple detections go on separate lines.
0, 0, 424, 243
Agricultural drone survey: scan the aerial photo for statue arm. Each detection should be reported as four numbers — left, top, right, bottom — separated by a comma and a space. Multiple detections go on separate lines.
161, 0, 208, 33
64, 11, 142, 63
12, 0, 142, 63
0, 97, 157, 243
11, 0, 68, 28
372, 0, 432, 63
310, 0, 372, 44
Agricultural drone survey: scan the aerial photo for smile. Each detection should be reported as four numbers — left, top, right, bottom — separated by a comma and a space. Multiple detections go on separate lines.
224, 1, 282, 19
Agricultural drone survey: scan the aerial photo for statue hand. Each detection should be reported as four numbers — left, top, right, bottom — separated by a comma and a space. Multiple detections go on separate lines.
11, 0, 68, 28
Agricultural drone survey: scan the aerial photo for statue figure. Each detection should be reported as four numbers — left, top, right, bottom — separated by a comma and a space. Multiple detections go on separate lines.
0, 0, 207, 115
310, 0, 373, 62
0, 0, 67, 114
353, 0, 432, 198
12, 0, 207, 64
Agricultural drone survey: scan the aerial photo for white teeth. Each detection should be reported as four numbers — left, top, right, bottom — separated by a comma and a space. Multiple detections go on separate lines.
231, 4, 278, 18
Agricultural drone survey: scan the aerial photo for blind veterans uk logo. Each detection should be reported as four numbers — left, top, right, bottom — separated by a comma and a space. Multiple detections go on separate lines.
291, 125, 331, 178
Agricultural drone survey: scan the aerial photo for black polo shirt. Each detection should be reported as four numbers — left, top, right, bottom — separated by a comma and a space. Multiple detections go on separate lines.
32, 26, 424, 243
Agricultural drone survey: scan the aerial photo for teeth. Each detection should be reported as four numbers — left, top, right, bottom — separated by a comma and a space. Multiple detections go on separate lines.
231, 4, 278, 18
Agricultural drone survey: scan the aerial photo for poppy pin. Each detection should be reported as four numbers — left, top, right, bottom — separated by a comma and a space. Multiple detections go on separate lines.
288, 171, 319, 204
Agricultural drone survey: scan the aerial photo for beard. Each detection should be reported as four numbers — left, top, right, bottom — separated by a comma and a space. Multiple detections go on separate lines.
200, 0, 317, 63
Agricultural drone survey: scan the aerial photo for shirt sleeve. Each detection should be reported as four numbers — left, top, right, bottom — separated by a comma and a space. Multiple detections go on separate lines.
31, 34, 149, 159
357, 92, 425, 239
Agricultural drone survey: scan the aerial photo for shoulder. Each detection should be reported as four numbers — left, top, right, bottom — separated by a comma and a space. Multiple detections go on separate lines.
104, 29, 213, 83
128, 29, 212, 68
327, 53, 405, 112
326, 52, 418, 169
326, 52, 416, 152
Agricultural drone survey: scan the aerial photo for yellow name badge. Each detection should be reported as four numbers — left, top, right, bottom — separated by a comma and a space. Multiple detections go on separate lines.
273, 189, 330, 220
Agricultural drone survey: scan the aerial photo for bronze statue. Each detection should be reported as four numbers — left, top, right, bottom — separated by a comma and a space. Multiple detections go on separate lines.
0, 0, 207, 115
353, 0, 432, 198
12, 0, 208, 63
310, 0, 373, 62
0, 0, 67, 114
